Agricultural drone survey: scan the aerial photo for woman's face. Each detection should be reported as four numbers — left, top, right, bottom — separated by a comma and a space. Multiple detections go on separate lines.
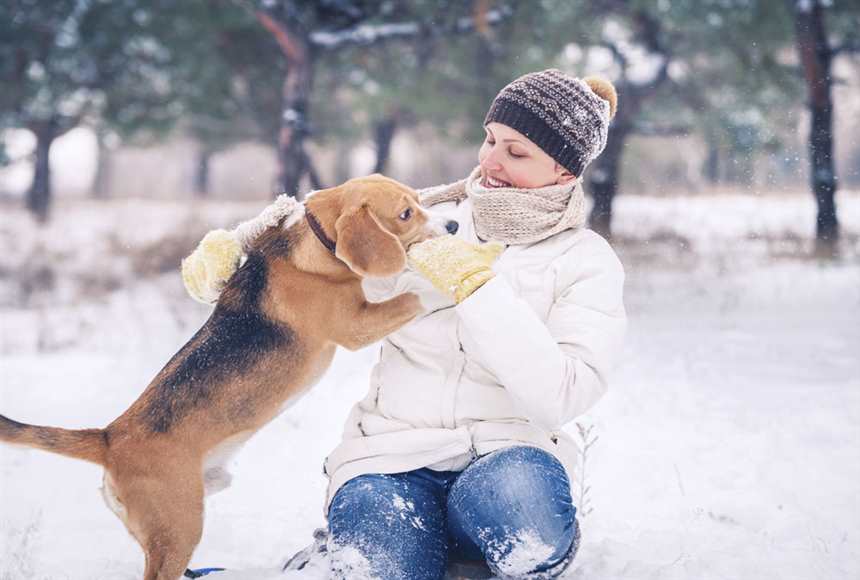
478, 122, 576, 189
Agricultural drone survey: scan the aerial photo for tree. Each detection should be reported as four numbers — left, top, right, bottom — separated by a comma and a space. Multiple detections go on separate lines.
666, 0, 802, 188
791, 0, 860, 255
569, 2, 672, 238
235, 0, 518, 198
0, 0, 181, 221
565, 0, 807, 238
167, 0, 284, 196
321, 0, 599, 185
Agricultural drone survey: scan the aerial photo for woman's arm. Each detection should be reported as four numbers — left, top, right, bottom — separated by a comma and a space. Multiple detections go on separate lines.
455, 236, 626, 431
181, 195, 303, 304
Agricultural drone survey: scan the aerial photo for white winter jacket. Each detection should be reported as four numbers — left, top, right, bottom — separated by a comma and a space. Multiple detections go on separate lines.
322, 195, 627, 511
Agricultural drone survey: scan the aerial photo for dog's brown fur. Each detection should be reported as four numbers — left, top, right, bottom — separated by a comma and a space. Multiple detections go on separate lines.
0, 174, 447, 580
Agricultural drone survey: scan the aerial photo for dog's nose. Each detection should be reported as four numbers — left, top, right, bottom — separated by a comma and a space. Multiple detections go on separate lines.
445, 220, 459, 235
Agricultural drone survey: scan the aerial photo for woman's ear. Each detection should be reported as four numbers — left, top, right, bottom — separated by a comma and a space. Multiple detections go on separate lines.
555, 164, 577, 185
334, 204, 407, 278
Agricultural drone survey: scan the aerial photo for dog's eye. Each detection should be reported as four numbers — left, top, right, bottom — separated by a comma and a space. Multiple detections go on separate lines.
399, 208, 413, 221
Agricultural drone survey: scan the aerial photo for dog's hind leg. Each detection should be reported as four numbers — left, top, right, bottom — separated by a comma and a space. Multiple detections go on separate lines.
122, 475, 205, 580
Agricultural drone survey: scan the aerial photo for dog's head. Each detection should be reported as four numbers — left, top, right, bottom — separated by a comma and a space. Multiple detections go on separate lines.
306, 174, 456, 278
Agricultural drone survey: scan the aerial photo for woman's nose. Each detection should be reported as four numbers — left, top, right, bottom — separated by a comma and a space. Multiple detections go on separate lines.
480, 145, 503, 170
445, 220, 459, 235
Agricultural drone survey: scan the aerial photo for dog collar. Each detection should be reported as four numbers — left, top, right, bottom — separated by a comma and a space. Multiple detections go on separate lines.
305, 210, 337, 255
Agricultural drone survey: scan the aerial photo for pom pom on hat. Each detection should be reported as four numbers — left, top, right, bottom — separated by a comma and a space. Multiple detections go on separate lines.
583, 76, 617, 119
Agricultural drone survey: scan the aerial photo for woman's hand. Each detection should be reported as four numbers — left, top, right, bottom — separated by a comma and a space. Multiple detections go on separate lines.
181, 229, 243, 304
407, 236, 505, 303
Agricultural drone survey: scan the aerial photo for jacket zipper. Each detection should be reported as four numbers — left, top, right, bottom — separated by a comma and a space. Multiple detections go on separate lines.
449, 322, 466, 429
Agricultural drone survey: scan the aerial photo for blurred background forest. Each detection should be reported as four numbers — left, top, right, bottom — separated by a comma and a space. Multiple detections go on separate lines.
2, 0, 859, 238
2, 3, 860, 578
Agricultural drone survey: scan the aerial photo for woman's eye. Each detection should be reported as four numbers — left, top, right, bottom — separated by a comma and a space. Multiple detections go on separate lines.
399, 208, 413, 221
509, 150, 525, 159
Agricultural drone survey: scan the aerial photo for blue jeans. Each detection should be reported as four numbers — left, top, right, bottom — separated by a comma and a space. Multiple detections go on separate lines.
327, 446, 579, 579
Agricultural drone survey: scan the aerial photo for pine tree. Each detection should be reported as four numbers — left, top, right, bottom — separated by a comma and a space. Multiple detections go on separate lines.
1, 0, 183, 220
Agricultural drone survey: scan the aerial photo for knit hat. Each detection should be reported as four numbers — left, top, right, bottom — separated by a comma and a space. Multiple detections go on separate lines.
483, 69, 618, 177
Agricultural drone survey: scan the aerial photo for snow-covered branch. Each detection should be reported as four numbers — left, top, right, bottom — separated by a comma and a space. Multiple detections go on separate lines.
310, 6, 513, 50
310, 22, 419, 48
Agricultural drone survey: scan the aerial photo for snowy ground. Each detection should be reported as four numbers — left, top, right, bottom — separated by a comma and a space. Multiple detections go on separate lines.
1, 191, 859, 579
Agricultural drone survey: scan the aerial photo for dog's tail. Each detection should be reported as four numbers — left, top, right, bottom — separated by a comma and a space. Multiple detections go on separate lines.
0, 414, 107, 466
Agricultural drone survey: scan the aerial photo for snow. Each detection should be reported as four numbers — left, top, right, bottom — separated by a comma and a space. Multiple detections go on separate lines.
481, 528, 556, 577
2, 191, 859, 579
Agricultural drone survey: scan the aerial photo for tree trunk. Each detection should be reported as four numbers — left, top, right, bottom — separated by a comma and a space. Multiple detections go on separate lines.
703, 140, 720, 184
278, 64, 312, 199
793, 0, 839, 255
586, 82, 642, 240
334, 140, 352, 184
279, 32, 312, 196
194, 149, 211, 198
724, 149, 755, 186
253, 10, 315, 199
303, 149, 323, 190
91, 130, 112, 199
474, 34, 498, 117
373, 111, 398, 174
26, 120, 57, 223
587, 122, 630, 240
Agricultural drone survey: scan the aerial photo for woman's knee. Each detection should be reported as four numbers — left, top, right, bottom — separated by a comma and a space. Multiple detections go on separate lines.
328, 473, 448, 580
447, 446, 578, 577
451, 446, 574, 519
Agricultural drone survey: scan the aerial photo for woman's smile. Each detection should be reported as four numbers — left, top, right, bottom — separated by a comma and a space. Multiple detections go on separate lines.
482, 174, 513, 188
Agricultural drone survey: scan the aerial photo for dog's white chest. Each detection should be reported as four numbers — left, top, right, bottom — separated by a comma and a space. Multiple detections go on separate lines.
202, 431, 254, 495
101, 473, 128, 523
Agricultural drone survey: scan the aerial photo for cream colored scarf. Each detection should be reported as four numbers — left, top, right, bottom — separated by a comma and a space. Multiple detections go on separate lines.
418, 166, 586, 245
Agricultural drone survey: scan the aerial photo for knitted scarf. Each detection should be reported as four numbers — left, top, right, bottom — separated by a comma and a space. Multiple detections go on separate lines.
418, 166, 586, 245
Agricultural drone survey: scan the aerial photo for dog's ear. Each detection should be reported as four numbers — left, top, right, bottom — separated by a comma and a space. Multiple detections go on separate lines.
335, 204, 406, 278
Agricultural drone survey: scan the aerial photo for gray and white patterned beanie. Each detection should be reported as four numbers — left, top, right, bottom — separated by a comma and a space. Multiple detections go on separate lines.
483, 69, 617, 177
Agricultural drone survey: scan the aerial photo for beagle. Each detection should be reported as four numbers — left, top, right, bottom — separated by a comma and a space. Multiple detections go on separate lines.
0, 174, 456, 580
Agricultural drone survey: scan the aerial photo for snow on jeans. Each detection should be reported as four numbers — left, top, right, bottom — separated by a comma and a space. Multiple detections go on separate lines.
327, 445, 580, 580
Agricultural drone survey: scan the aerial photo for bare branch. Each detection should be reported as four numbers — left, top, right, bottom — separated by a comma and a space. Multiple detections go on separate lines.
645, 56, 671, 91
598, 40, 629, 71
831, 38, 860, 56
632, 8, 669, 57
632, 123, 691, 137
474, 0, 493, 39
255, 10, 306, 63
0, 150, 36, 166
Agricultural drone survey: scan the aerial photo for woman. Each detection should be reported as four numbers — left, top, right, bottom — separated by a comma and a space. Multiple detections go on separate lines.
183, 69, 626, 579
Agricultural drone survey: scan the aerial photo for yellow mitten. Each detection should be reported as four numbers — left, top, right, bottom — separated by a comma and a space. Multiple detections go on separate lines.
407, 236, 505, 303
181, 229, 243, 304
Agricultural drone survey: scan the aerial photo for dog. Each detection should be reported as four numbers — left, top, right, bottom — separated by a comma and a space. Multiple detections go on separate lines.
0, 174, 456, 580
